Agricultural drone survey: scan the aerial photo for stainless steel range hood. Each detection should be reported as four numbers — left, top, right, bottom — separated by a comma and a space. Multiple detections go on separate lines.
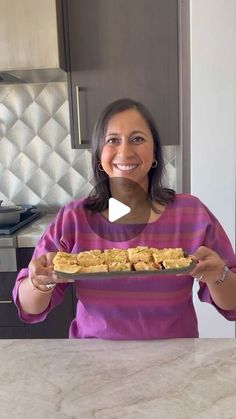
0, 0, 67, 84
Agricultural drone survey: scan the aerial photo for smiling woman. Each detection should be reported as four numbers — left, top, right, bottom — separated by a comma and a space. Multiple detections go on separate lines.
87, 97, 175, 213
13, 97, 236, 340
101, 109, 154, 186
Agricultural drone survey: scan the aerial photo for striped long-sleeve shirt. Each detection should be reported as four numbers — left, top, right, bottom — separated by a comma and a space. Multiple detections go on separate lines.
13, 193, 236, 339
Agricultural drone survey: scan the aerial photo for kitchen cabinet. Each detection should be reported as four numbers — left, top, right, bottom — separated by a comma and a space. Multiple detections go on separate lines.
0, 272, 26, 338
25, 287, 74, 339
0, 248, 75, 339
63, 0, 179, 147
0, 0, 66, 83
18, 248, 75, 339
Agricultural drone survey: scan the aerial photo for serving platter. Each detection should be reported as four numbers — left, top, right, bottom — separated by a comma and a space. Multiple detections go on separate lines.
54, 260, 195, 281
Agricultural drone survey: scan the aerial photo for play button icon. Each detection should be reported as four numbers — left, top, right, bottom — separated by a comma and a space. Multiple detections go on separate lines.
85, 177, 151, 241
108, 198, 131, 222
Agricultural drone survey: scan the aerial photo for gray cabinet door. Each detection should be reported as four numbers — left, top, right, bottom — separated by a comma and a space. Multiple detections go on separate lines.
0, 273, 26, 338
18, 248, 75, 338
0, 249, 75, 339
64, 0, 179, 147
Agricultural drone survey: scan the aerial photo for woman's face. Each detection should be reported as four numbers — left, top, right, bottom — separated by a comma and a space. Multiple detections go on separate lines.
100, 109, 155, 188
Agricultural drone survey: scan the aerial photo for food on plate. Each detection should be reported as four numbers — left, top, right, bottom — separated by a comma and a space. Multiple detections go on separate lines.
151, 247, 184, 263
162, 257, 193, 269
53, 263, 81, 274
76, 250, 105, 267
133, 261, 161, 271
104, 248, 128, 264
127, 246, 152, 263
53, 246, 193, 275
108, 262, 132, 272
79, 265, 108, 273
53, 251, 78, 265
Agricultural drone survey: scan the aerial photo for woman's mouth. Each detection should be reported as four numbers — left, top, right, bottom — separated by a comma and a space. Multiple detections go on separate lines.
113, 163, 139, 172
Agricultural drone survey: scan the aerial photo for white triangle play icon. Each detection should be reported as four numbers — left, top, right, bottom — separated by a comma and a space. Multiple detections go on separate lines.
108, 198, 131, 222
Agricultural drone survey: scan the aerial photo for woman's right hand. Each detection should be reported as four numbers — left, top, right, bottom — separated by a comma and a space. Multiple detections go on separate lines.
28, 252, 74, 292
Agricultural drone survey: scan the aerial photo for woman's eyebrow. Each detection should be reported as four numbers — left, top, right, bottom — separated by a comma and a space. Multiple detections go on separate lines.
105, 132, 118, 136
106, 130, 148, 136
129, 130, 148, 136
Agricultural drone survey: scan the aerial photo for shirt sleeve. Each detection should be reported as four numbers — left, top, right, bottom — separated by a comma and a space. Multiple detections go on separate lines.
197, 204, 236, 320
12, 206, 70, 324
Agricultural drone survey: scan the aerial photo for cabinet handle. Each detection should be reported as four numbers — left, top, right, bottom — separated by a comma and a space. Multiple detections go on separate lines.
75, 86, 82, 145
0, 300, 12, 304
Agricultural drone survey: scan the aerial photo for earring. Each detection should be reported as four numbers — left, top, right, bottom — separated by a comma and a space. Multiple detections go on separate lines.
98, 162, 104, 172
151, 160, 158, 168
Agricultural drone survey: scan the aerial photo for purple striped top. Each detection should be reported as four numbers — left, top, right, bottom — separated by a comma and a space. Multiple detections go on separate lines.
13, 193, 236, 339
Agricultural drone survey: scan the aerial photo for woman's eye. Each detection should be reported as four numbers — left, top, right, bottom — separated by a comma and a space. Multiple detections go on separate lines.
131, 136, 144, 144
105, 137, 119, 144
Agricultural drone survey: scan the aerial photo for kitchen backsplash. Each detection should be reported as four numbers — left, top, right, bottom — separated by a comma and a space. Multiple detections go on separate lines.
0, 82, 177, 210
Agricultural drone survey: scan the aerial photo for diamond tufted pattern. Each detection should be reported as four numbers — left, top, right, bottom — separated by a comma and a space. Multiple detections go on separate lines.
0, 82, 94, 209
0, 82, 176, 210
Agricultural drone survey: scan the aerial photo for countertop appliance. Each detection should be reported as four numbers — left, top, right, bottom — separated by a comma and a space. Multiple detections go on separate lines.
0, 206, 41, 235
0, 206, 41, 272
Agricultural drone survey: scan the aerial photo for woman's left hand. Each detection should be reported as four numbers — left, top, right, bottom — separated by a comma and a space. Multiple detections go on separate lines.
189, 245, 226, 285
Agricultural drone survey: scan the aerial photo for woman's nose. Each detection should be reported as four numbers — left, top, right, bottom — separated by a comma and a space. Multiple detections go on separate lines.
117, 141, 134, 157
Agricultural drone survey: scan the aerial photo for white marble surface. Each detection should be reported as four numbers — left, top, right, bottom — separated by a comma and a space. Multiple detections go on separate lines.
17, 214, 55, 247
1, 338, 236, 419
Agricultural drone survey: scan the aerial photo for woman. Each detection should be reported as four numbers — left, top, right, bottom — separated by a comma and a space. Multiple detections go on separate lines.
13, 98, 236, 339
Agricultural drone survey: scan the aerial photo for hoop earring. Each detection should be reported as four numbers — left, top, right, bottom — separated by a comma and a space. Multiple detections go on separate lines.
98, 162, 104, 172
151, 159, 158, 168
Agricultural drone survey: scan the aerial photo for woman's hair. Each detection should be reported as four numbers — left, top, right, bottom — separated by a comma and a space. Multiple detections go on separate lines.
85, 98, 175, 212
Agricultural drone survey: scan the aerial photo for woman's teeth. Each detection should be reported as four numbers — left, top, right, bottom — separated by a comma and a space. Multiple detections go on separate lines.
114, 164, 138, 171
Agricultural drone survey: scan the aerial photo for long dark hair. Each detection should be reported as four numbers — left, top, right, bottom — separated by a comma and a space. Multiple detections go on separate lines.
85, 98, 175, 212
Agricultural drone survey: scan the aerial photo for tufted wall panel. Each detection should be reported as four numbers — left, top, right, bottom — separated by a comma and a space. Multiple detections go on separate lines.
0, 82, 177, 210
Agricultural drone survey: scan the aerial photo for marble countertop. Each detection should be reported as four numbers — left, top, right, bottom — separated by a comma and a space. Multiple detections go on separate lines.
1, 338, 236, 419
17, 214, 55, 247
